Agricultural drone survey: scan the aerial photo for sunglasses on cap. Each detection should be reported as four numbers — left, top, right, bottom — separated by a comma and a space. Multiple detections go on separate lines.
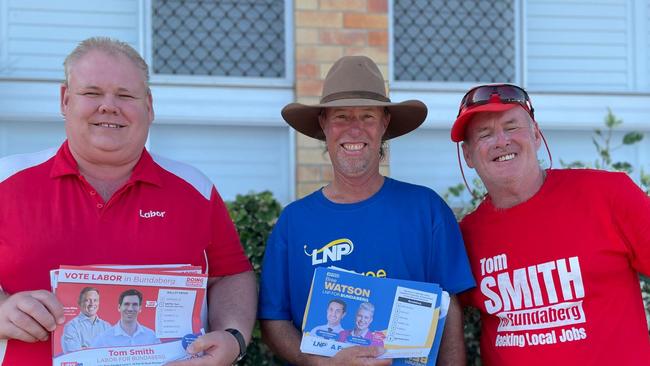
457, 83, 535, 119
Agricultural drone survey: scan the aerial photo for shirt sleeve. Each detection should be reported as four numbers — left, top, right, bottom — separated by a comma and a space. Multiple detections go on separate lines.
205, 186, 253, 277
61, 321, 81, 353
258, 211, 291, 320
428, 194, 476, 295
610, 172, 650, 275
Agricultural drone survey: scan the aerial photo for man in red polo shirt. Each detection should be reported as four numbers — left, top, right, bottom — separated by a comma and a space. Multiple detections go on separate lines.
0, 37, 255, 365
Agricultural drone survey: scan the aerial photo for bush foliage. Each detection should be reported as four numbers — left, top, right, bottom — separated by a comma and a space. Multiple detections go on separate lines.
227, 191, 283, 366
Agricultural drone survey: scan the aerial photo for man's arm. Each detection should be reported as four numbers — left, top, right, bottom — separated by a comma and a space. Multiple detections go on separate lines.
261, 319, 391, 366
206, 270, 257, 343
167, 270, 257, 366
0, 289, 64, 342
261, 319, 315, 365
436, 295, 466, 366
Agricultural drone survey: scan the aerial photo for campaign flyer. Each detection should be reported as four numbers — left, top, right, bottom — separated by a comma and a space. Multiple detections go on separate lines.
300, 267, 442, 359
51, 266, 207, 366
393, 291, 450, 366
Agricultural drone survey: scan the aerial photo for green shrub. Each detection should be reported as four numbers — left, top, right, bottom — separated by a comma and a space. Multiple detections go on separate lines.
227, 191, 283, 366
463, 307, 482, 366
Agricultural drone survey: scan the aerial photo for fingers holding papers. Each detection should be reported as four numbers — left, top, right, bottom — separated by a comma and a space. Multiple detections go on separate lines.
0, 290, 64, 342
328, 346, 392, 366
166, 330, 240, 366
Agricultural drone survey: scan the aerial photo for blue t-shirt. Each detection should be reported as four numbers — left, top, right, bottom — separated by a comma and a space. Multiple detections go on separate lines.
258, 177, 475, 331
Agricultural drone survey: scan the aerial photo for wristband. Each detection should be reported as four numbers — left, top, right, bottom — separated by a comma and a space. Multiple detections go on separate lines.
225, 328, 246, 364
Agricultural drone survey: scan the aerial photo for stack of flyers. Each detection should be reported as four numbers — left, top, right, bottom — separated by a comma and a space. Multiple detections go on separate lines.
300, 267, 449, 363
393, 291, 450, 366
50, 264, 207, 366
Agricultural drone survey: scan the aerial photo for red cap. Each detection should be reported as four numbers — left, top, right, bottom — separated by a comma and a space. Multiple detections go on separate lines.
450, 102, 521, 142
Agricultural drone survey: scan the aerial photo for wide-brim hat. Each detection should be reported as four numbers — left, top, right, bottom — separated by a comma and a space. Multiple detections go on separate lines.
282, 55, 427, 140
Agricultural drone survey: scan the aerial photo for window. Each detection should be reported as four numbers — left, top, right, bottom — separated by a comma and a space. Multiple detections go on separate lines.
392, 0, 515, 83
152, 0, 286, 78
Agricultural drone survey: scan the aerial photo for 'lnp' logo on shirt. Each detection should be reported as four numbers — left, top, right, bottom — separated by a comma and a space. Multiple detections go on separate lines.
304, 238, 354, 265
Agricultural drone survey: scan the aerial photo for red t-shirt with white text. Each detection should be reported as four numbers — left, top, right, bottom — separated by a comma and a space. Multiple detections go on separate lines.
461, 169, 650, 366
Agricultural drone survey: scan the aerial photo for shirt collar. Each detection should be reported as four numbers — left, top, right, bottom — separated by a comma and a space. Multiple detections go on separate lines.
113, 321, 146, 337
77, 312, 100, 323
50, 140, 163, 187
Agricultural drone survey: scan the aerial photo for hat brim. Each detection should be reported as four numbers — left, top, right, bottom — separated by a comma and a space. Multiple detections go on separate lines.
451, 103, 519, 142
282, 99, 428, 141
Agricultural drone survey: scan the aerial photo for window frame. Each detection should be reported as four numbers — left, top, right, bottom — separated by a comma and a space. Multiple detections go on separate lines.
143, 0, 294, 88
388, 0, 524, 91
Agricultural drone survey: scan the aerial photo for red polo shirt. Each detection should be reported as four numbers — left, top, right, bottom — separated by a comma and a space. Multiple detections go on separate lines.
0, 141, 252, 365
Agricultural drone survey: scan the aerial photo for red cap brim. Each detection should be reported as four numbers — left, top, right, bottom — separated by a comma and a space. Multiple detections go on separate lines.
450, 103, 520, 142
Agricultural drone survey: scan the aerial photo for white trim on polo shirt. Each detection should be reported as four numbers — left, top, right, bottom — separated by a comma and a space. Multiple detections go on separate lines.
151, 153, 213, 201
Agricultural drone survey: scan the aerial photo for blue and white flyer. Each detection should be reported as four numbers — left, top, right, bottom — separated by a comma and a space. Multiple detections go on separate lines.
300, 267, 443, 359
51, 265, 206, 366
393, 291, 450, 366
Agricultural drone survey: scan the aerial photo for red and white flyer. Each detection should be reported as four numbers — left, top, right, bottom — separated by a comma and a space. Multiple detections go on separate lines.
51, 265, 207, 366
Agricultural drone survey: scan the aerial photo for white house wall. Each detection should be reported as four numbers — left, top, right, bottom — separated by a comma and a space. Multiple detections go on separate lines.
0, 120, 65, 156
0, 0, 294, 206
647, 0, 650, 89
2, 0, 141, 78
150, 83, 293, 127
149, 124, 291, 203
526, 0, 631, 91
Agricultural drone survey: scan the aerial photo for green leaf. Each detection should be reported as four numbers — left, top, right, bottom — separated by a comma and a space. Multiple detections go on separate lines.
611, 162, 633, 173
599, 149, 610, 163
561, 160, 587, 169
622, 131, 644, 145
604, 108, 622, 128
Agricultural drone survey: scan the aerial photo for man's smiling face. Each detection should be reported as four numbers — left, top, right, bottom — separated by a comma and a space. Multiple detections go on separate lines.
118, 294, 142, 324
319, 106, 389, 180
61, 49, 153, 166
326, 301, 345, 326
80, 290, 100, 318
462, 106, 542, 190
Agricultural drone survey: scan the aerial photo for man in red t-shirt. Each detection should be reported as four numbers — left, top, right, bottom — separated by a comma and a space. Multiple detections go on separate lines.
451, 84, 650, 366
0, 37, 254, 365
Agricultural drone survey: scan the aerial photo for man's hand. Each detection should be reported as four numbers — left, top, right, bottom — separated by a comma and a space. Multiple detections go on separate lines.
320, 346, 392, 366
0, 290, 64, 342
165, 330, 240, 366
261, 320, 391, 366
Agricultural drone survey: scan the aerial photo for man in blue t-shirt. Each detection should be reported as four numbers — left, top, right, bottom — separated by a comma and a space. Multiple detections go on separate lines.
258, 55, 475, 366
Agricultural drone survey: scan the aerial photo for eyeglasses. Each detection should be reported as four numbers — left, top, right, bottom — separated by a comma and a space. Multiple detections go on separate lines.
457, 84, 535, 119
